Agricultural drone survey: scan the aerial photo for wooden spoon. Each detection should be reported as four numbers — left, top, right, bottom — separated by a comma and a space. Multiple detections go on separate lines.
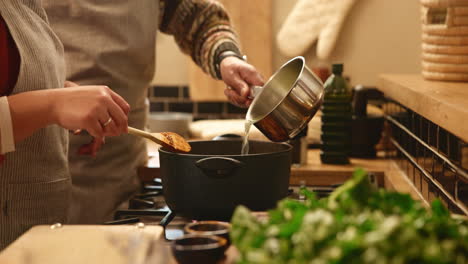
128, 127, 191, 153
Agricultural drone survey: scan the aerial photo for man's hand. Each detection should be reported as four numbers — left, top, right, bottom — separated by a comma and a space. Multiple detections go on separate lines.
220, 57, 264, 108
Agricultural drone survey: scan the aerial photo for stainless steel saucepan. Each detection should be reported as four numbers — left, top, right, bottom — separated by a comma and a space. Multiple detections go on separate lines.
246, 56, 324, 142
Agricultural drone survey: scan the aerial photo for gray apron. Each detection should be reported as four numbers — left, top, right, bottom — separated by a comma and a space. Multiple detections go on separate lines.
0, 0, 69, 249
43, 1, 159, 223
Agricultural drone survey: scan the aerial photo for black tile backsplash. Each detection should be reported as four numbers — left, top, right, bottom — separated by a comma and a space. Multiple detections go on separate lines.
153, 86, 179, 98
150, 85, 245, 120
182, 86, 190, 98
168, 102, 194, 113
197, 102, 224, 113
227, 103, 247, 114
150, 102, 166, 112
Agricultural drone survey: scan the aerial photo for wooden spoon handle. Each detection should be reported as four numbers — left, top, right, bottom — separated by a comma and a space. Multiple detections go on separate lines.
128, 126, 171, 149
128, 127, 155, 141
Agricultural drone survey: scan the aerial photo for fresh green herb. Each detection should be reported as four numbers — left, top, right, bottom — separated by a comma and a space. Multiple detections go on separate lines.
231, 168, 468, 264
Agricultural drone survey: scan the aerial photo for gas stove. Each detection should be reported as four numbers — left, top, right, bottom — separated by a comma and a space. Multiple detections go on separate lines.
104, 178, 339, 240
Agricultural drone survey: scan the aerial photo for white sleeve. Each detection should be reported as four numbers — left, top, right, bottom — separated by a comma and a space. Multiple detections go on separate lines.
0, 96, 15, 154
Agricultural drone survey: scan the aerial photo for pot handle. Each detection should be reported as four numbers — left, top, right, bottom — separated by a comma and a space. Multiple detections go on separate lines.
195, 157, 244, 179
247, 85, 263, 99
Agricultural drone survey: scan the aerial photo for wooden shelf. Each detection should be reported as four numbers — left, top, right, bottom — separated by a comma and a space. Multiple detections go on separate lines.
379, 74, 468, 142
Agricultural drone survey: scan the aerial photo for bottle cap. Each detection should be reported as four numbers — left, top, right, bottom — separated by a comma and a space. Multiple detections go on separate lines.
331, 64, 343, 74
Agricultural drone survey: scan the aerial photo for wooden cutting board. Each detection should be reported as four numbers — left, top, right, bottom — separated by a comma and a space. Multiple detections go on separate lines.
189, 0, 273, 101
0, 224, 164, 264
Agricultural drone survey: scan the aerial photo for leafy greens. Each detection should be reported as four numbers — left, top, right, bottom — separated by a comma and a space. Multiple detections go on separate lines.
230, 168, 468, 264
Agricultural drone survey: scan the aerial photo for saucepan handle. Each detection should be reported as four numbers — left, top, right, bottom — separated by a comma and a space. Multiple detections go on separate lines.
243, 54, 263, 99
248, 85, 263, 100
195, 157, 244, 179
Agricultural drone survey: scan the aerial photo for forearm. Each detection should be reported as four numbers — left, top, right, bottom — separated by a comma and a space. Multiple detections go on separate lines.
1, 85, 131, 154
159, 0, 242, 79
5, 89, 57, 143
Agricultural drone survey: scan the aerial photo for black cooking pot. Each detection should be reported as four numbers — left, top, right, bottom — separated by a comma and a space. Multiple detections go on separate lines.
159, 140, 292, 220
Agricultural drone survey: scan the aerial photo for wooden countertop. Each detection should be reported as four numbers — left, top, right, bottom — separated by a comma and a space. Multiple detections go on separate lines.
0, 225, 165, 264
379, 74, 468, 142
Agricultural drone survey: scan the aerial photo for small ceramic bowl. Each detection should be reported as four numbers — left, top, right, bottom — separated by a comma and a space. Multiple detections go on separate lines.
184, 221, 231, 246
171, 234, 227, 264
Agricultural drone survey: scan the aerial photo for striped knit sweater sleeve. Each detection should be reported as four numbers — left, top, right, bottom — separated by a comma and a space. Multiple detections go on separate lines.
159, 0, 242, 80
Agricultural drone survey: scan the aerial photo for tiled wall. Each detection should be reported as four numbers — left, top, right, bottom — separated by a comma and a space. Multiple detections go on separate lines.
149, 85, 247, 121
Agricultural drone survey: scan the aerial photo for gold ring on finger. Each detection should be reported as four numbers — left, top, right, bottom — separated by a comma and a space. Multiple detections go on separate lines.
102, 117, 113, 127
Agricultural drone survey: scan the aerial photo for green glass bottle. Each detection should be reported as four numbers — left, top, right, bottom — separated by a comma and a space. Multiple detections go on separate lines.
320, 64, 352, 164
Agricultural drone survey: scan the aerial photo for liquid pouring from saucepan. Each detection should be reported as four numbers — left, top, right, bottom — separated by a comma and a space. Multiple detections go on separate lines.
241, 85, 264, 155
241, 120, 253, 155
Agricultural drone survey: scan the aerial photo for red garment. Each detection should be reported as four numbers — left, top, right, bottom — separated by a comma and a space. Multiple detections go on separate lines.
0, 16, 20, 96
0, 15, 21, 163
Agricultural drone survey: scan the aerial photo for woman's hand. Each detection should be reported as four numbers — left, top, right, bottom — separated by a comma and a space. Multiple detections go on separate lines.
51, 85, 130, 156
52, 85, 130, 138
7, 85, 129, 157
220, 57, 264, 108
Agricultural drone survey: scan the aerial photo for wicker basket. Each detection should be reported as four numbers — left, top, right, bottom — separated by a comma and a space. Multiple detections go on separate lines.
421, 0, 468, 81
